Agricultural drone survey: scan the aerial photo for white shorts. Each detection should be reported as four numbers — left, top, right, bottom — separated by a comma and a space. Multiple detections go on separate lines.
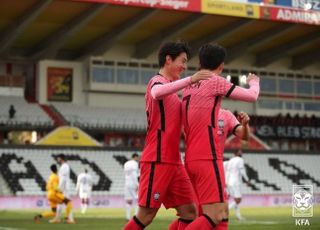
124, 187, 137, 201
228, 185, 242, 198
79, 190, 91, 199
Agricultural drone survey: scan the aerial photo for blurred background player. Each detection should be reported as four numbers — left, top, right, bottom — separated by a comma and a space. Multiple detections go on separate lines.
51, 154, 75, 223
76, 169, 93, 214
124, 153, 139, 220
182, 43, 259, 230
225, 149, 250, 221
34, 164, 73, 223
123, 41, 212, 230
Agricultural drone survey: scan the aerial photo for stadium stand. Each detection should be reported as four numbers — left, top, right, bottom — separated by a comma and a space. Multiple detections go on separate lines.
0, 74, 25, 88
0, 148, 319, 196
41, 104, 319, 151
0, 172, 11, 195
40, 104, 68, 127
0, 96, 54, 127
237, 153, 320, 194
52, 103, 146, 131
250, 114, 320, 127
51, 103, 320, 132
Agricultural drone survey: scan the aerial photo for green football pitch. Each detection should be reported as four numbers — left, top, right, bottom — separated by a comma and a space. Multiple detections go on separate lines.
0, 206, 319, 230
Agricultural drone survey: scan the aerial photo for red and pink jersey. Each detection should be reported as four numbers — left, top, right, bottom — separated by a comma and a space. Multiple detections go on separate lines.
182, 75, 236, 161
141, 74, 182, 164
215, 109, 240, 159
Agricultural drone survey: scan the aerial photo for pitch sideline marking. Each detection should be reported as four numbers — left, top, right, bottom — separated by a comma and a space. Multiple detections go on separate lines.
0, 227, 24, 230
228, 220, 280, 225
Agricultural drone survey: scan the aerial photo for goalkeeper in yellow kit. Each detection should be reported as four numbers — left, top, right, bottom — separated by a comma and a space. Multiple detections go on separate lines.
34, 164, 73, 223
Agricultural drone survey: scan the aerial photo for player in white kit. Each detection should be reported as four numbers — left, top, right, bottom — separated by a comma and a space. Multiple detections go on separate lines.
124, 153, 139, 220
50, 154, 75, 224
225, 149, 250, 220
76, 169, 93, 214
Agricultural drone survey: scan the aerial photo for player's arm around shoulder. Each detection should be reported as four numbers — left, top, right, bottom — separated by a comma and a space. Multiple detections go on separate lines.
150, 70, 212, 100
190, 70, 212, 83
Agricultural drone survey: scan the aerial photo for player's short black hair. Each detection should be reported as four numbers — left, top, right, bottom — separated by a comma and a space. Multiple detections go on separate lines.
199, 43, 226, 70
57, 153, 65, 160
158, 41, 190, 68
50, 164, 57, 173
132, 153, 139, 158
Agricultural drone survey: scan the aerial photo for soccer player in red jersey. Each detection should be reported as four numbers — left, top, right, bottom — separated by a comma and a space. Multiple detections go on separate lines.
123, 41, 212, 230
206, 110, 250, 229
182, 43, 259, 230
175, 109, 250, 229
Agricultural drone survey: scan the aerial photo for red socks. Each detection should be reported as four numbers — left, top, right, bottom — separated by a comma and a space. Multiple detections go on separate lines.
169, 218, 193, 230
215, 219, 228, 230
123, 216, 145, 230
178, 218, 193, 230
169, 219, 179, 230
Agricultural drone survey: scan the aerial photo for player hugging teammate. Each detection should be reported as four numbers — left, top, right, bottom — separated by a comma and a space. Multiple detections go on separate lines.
123, 41, 260, 230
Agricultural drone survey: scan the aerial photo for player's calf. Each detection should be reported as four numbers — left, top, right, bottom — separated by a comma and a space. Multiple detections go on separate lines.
185, 203, 225, 229
136, 207, 158, 226
202, 203, 225, 223
124, 206, 158, 229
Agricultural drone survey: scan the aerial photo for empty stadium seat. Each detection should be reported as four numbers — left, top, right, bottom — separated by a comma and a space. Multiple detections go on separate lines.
53, 103, 146, 131
0, 96, 54, 127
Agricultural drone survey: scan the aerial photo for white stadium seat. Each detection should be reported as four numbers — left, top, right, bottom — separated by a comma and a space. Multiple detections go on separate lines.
0, 149, 319, 196
0, 96, 53, 127
53, 103, 146, 131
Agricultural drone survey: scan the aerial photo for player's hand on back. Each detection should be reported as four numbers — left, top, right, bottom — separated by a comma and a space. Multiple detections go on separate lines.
237, 111, 250, 125
247, 73, 259, 84
190, 70, 212, 83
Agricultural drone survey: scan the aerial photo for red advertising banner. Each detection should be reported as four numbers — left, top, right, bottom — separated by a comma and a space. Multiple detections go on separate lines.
260, 5, 320, 25
47, 67, 73, 102
74, 0, 201, 12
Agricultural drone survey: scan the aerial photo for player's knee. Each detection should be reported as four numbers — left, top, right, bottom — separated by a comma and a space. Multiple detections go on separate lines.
176, 203, 197, 220
224, 203, 229, 217
137, 213, 154, 226
207, 212, 224, 224
203, 208, 224, 224
180, 208, 196, 220
144, 214, 154, 225
224, 209, 229, 218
